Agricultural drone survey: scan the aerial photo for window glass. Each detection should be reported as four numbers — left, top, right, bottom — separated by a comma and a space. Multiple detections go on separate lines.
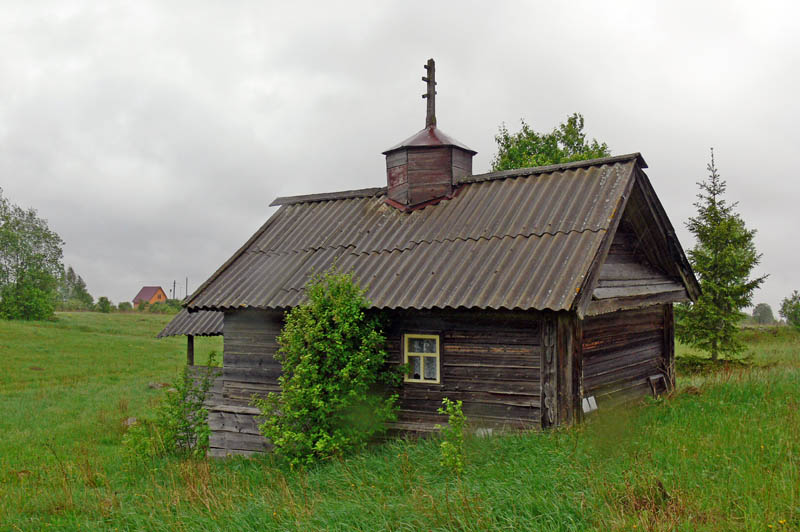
409, 337, 436, 353
408, 355, 421, 380
423, 356, 437, 380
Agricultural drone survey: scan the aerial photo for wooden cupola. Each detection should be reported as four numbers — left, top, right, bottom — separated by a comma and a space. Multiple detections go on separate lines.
383, 59, 476, 210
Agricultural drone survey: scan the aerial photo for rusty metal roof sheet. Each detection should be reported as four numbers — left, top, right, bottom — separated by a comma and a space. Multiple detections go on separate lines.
187, 154, 643, 313
157, 309, 223, 338
383, 125, 476, 154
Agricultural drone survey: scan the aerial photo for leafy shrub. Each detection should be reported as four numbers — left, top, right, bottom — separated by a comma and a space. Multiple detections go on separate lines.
751, 303, 775, 325
55, 297, 93, 311
147, 302, 170, 313
0, 269, 57, 320
780, 291, 800, 330
117, 301, 133, 312
123, 351, 220, 460
136, 301, 150, 312
96, 296, 112, 313
436, 398, 467, 475
146, 299, 182, 314
254, 268, 399, 466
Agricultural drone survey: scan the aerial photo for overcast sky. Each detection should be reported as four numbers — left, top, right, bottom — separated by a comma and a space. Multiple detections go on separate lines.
1, 1, 797, 312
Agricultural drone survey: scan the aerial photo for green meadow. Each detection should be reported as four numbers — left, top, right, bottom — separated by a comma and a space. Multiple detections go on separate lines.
1, 313, 798, 531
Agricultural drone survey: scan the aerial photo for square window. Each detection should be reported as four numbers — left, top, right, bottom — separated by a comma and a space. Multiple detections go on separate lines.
404, 334, 440, 384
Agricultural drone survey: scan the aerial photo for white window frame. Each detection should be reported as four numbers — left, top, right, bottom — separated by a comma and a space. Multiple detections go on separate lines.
403, 333, 440, 384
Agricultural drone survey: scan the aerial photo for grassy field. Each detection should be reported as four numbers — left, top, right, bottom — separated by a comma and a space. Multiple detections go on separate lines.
0, 313, 798, 531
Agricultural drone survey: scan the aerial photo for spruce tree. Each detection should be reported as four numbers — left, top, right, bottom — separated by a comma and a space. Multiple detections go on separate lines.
73, 275, 94, 308
676, 149, 766, 360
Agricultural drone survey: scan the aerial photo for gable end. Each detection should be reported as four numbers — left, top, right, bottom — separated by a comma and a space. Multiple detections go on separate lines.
578, 168, 699, 317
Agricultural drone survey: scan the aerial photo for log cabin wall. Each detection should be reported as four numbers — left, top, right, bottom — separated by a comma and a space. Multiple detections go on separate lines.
581, 305, 672, 407
209, 308, 545, 455
384, 309, 543, 431
222, 309, 283, 405
208, 309, 283, 457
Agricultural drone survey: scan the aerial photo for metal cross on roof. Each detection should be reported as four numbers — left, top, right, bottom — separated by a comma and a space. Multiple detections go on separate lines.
422, 58, 437, 128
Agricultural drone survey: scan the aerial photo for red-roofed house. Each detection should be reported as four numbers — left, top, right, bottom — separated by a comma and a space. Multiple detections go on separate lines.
133, 286, 167, 308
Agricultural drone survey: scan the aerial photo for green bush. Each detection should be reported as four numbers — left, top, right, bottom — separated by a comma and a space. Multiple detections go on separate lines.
436, 398, 467, 476
55, 297, 93, 311
117, 301, 133, 312
254, 268, 399, 466
147, 302, 169, 313
166, 298, 183, 312
146, 299, 182, 314
96, 296, 112, 313
752, 303, 775, 325
780, 291, 800, 330
123, 351, 220, 460
0, 269, 57, 321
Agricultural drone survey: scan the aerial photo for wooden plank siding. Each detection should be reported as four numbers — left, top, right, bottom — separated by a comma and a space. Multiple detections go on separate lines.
210, 308, 545, 455
594, 226, 683, 297
187, 365, 223, 406
581, 306, 669, 406
384, 309, 543, 431
585, 190, 690, 317
206, 305, 674, 457
222, 309, 283, 405
209, 309, 283, 457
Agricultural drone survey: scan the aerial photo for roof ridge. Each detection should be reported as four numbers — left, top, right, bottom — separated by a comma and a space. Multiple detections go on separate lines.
459, 153, 645, 185
267, 153, 644, 207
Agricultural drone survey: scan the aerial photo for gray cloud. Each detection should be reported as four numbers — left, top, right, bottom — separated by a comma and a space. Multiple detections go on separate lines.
1, 0, 797, 311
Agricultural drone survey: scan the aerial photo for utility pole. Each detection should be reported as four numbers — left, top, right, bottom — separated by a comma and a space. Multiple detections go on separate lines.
173, 280, 176, 301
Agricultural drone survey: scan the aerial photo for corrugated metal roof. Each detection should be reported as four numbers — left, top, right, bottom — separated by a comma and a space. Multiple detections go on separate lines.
187, 154, 642, 312
157, 309, 223, 338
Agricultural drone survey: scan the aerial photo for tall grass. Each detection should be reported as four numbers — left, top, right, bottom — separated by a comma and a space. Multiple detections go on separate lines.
1, 315, 797, 531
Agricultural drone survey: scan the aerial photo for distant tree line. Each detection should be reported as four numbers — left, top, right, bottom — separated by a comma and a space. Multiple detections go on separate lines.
135, 299, 182, 314
0, 188, 121, 319
745, 295, 800, 330
780, 291, 800, 330
0, 188, 64, 319
751, 303, 775, 325
56, 265, 95, 311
